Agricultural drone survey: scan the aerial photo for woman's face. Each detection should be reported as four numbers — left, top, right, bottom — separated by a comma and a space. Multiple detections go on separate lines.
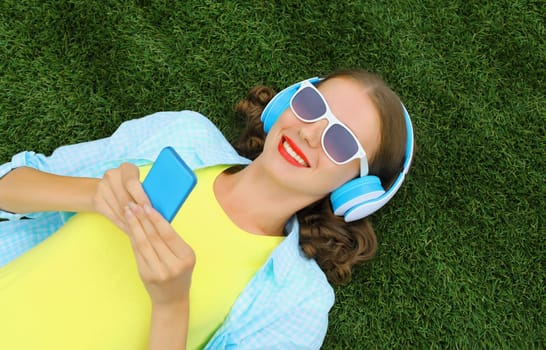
260, 77, 382, 201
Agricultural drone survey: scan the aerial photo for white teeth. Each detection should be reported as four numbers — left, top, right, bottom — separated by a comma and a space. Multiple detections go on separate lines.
283, 141, 308, 167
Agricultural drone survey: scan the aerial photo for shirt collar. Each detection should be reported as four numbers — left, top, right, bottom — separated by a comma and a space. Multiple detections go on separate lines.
269, 216, 319, 283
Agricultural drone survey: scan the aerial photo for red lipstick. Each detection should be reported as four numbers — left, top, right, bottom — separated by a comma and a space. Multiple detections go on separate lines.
278, 136, 310, 168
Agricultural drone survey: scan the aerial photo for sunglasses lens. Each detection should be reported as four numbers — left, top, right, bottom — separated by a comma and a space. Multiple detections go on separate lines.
323, 124, 360, 163
291, 86, 326, 121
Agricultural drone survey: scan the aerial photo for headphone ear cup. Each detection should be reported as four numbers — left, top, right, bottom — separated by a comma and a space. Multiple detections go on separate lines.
330, 175, 385, 218
261, 83, 300, 133
261, 77, 321, 133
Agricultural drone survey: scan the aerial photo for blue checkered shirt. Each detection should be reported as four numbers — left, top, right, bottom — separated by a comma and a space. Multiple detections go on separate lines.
0, 111, 334, 349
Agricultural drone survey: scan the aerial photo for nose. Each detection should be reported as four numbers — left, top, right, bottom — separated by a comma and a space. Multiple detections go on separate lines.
299, 119, 328, 148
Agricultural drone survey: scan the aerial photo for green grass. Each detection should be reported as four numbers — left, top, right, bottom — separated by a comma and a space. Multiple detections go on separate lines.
1, 0, 544, 348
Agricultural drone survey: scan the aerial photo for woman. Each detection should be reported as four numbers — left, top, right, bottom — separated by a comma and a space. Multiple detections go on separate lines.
0, 69, 413, 349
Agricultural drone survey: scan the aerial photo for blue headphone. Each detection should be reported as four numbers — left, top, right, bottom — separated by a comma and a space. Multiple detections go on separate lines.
261, 77, 414, 222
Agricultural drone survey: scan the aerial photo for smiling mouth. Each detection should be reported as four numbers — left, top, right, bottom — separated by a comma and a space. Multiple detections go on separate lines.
278, 136, 310, 168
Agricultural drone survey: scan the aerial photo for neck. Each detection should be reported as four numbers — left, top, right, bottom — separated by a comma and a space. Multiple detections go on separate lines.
214, 161, 318, 236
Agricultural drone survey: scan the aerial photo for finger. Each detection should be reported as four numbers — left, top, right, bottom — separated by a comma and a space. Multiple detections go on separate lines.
125, 177, 151, 207
100, 169, 133, 221
138, 204, 184, 267
119, 163, 148, 205
134, 203, 170, 258
125, 203, 163, 275
144, 204, 193, 260
97, 180, 126, 226
130, 235, 153, 280
130, 204, 192, 283
107, 167, 135, 209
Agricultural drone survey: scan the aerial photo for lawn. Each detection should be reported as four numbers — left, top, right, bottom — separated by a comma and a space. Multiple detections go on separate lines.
0, 0, 544, 348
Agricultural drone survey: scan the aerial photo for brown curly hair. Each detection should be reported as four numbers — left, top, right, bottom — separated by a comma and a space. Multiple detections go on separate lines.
231, 70, 407, 285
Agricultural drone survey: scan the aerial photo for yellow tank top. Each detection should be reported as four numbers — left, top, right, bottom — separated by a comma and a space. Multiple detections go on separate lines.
0, 165, 283, 349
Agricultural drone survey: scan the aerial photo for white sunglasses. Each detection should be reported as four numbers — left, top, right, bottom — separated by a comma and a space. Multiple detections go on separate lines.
290, 80, 369, 176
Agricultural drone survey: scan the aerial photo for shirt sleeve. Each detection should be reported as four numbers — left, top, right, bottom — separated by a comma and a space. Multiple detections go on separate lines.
0, 118, 147, 220
0, 137, 133, 220
243, 294, 332, 350
0, 110, 222, 219
205, 254, 335, 349
0, 112, 186, 180
206, 289, 333, 350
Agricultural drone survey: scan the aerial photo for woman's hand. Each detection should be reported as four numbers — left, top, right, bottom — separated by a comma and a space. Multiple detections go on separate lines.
124, 202, 195, 305
93, 163, 151, 233
124, 202, 194, 350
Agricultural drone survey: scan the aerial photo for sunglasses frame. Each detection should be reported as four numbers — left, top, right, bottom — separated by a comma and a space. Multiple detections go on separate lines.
289, 80, 369, 177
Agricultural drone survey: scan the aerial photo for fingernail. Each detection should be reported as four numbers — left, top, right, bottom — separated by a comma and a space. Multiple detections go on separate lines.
128, 201, 137, 210
124, 206, 133, 218
143, 204, 152, 214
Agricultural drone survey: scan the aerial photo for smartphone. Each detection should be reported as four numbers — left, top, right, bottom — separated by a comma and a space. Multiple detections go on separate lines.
142, 147, 197, 222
